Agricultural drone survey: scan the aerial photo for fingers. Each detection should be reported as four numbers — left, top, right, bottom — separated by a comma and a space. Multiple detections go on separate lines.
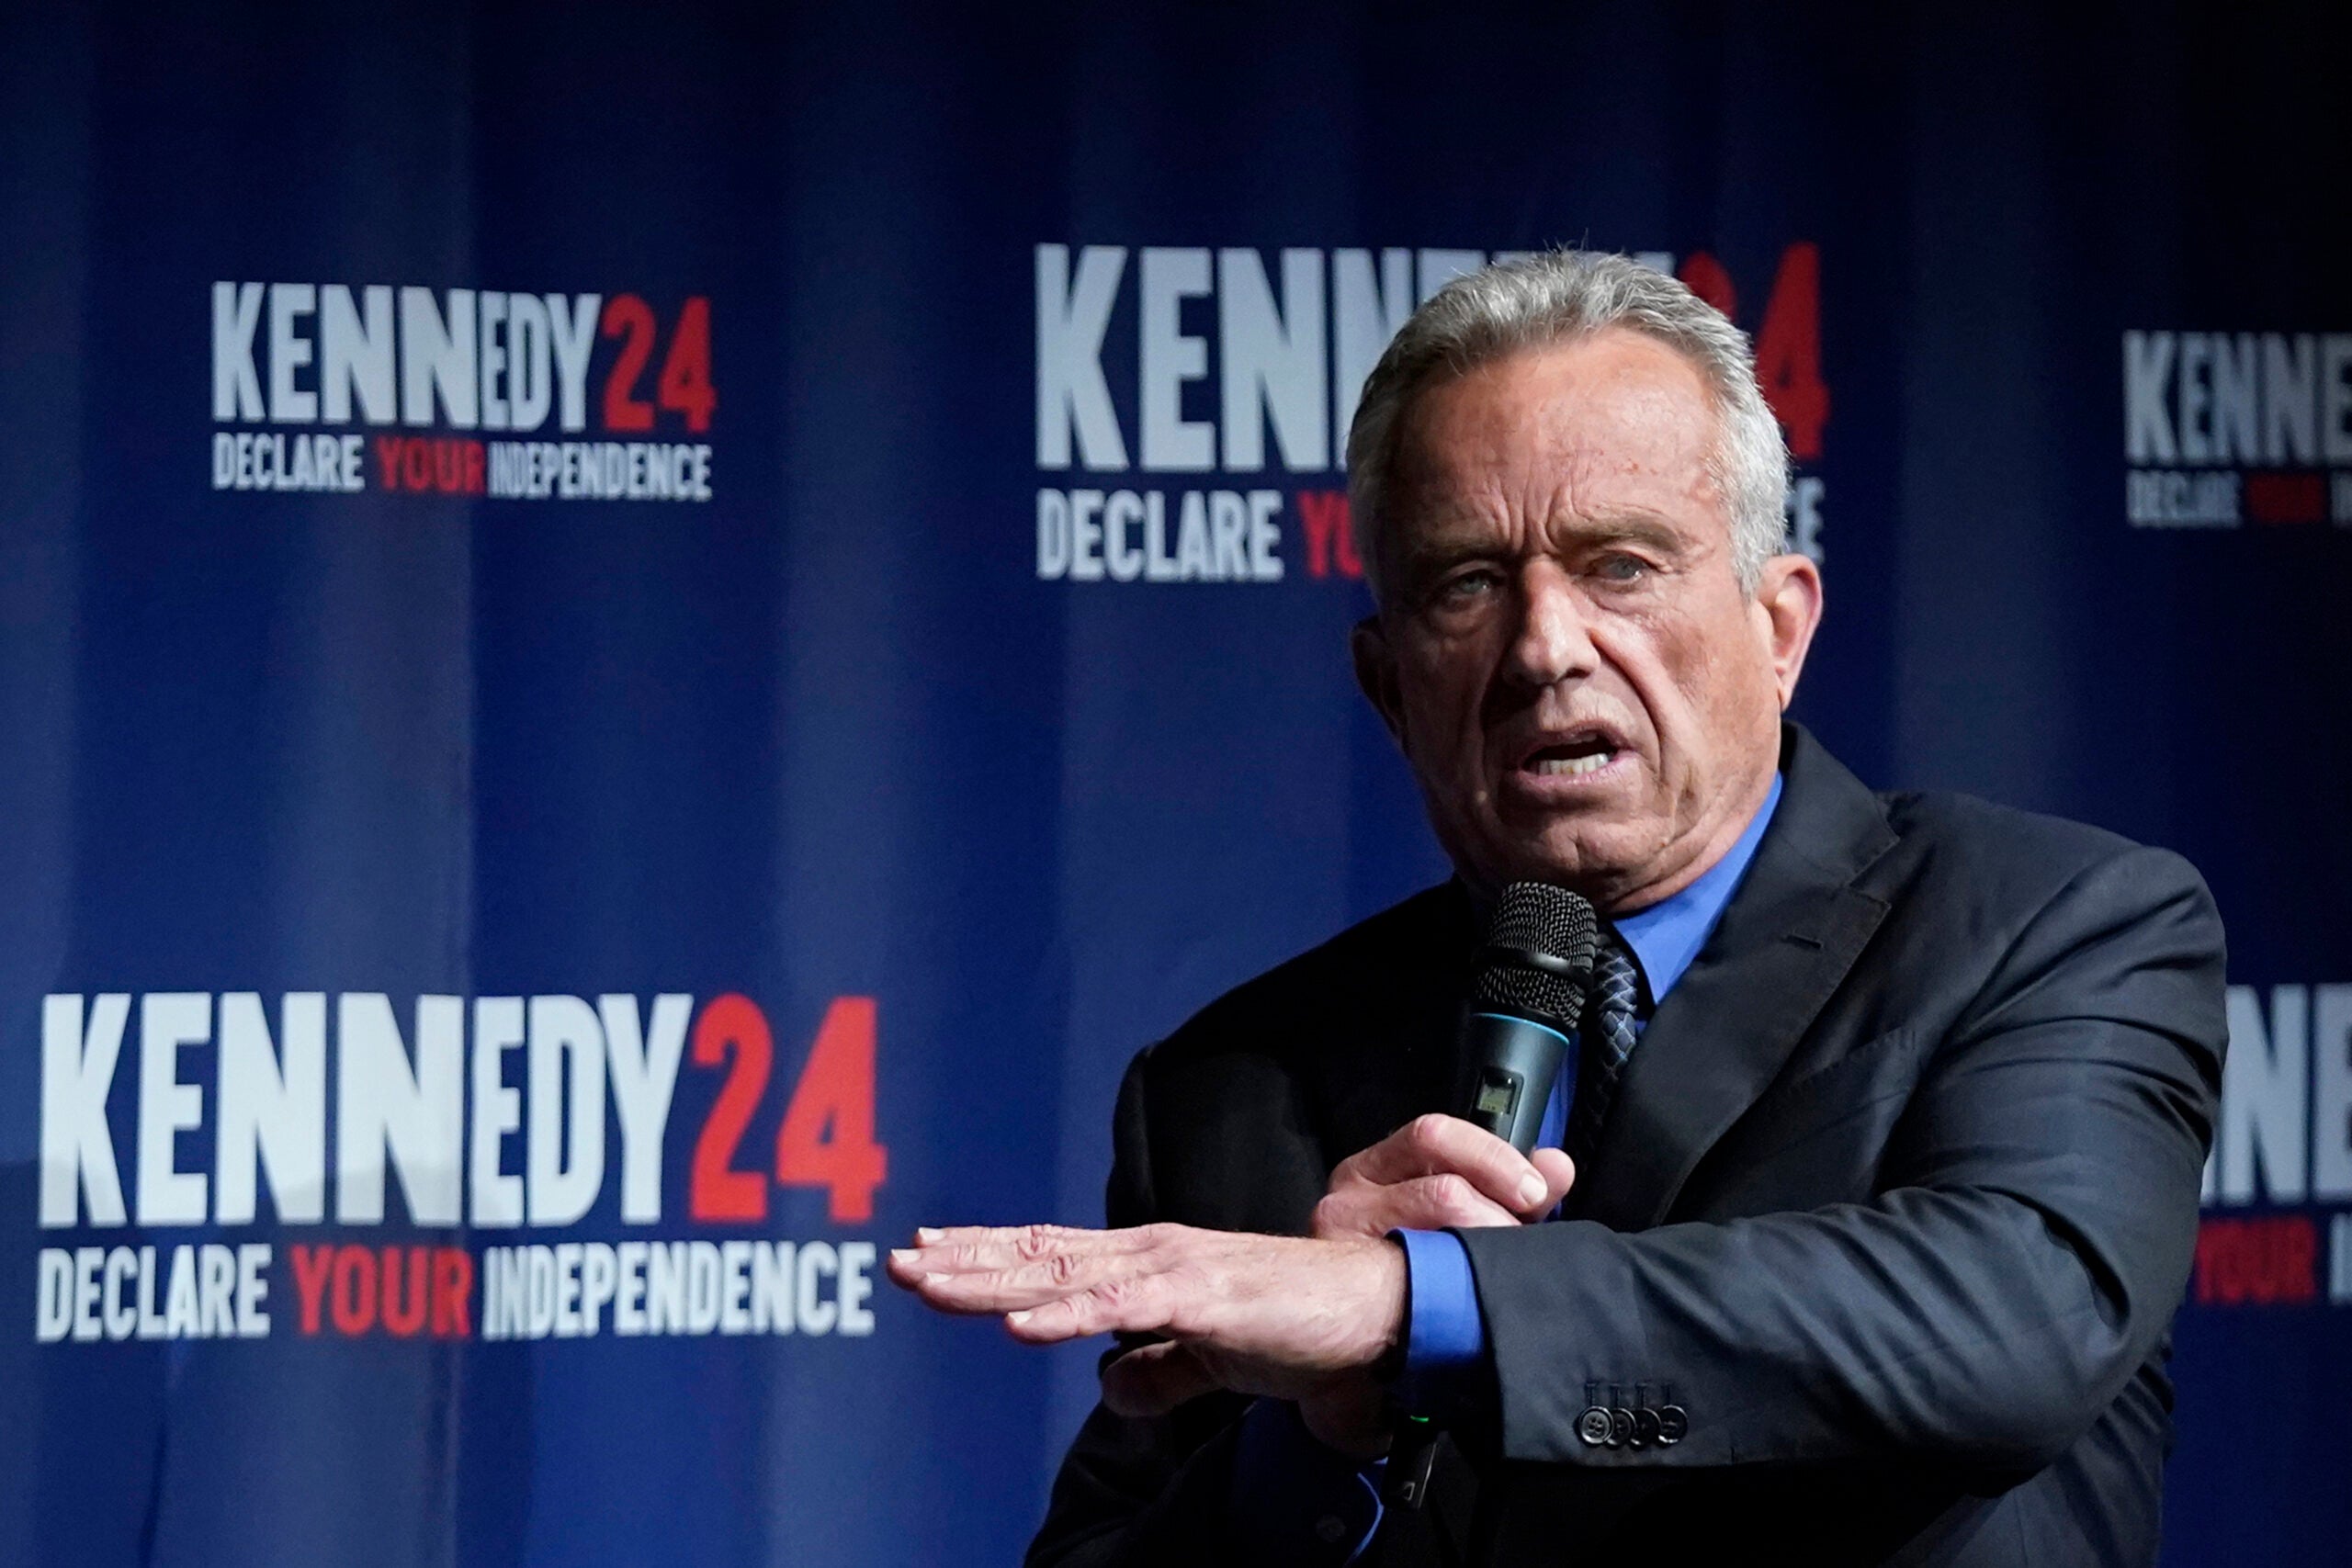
1312, 1173, 1519, 1237
893, 1223, 1163, 1277
1099, 1340, 1220, 1417
1530, 1147, 1576, 1213
895, 1249, 1133, 1317
1000, 1274, 1180, 1342
1329, 1113, 1552, 1216
886, 1223, 1188, 1338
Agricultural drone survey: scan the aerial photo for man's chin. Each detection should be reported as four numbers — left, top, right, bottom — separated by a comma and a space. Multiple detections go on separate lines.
1465, 825, 1656, 902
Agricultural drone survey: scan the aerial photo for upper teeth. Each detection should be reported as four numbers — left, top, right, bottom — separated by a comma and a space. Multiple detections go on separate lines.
1534, 751, 1612, 776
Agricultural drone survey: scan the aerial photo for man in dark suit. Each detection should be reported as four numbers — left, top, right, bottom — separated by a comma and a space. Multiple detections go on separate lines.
891, 253, 2224, 1565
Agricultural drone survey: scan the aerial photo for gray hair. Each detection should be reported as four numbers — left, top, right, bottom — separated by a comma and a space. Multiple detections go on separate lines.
1345, 250, 1790, 601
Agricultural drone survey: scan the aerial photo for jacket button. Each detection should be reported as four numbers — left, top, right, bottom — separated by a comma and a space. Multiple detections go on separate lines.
1577, 1405, 1614, 1446
1633, 1406, 1662, 1448
1607, 1407, 1636, 1448
1655, 1404, 1689, 1446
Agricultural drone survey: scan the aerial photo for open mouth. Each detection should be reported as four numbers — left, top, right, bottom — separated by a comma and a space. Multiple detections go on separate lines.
1520, 731, 1621, 778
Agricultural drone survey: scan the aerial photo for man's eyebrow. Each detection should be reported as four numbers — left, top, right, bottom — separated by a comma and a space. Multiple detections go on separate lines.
1396, 513, 1695, 576
1573, 513, 1695, 556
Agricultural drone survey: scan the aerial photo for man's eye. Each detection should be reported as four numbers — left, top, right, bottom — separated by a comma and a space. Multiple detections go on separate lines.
1434, 570, 1504, 604
1594, 554, 1651, 583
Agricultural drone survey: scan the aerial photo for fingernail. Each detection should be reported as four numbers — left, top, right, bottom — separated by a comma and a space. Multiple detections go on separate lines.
889, 1249, 919, 1267
1006, 1310, 1033, 1326
915, 1227, 944, 1243
1519, 1173, 1548, 1207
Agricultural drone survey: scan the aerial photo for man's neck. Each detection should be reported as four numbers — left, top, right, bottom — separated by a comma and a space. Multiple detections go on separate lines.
1600, 766, 1780, 918
1455, 759, 1780, 919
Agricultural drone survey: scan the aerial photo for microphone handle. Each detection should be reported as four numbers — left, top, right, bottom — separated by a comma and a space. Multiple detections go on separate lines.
1453, 1010, 1575, 1157
1385, 1008, 1577, 1519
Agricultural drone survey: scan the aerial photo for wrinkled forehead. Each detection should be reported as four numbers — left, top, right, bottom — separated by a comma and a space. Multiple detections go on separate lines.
1385, 331, 1728, 546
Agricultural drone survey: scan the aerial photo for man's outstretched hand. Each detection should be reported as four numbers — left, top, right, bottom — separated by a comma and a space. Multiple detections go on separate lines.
888, 1113, 1573, 1458
887, 1223, 1408, 1426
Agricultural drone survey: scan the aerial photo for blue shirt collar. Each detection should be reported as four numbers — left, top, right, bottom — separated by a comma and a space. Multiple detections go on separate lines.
1612, 772, 1783, 1008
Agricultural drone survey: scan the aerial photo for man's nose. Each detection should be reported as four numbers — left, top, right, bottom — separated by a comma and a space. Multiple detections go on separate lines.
1503, 562, 1600, 689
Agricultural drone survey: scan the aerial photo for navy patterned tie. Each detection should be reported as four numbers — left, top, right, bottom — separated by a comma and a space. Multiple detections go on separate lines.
1565, 923, 1646, 1166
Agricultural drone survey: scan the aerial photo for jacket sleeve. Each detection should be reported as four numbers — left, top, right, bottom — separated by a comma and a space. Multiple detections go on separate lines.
1455, 844, 2226, 1479
1024, 1046, 1254, 1568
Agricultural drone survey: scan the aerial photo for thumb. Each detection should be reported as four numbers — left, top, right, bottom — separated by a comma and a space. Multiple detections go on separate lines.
1100, 1340, 1220, 1417
1527, 1147, 1576, 1216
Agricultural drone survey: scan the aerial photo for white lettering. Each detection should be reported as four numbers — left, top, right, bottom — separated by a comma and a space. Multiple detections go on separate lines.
1138, 248, 1214, 471
2177, 333, 2212, 463
615, 1240, 649, 1335
602, 994, 689, 1224
1217, 248, 1327, 470
2324, 334, 2352, 464
400, 288, 479, 428
1036, 488, 1070, 579
212, 282, 265, 422
580, 1242, 617, 1335
2209, 333, 2258, 464
39, 994, 130, 1227
320, 284, 396, 424
215, 992, 326, 1224
236, 1243, 270, 1337
836, 1240, 876, 1336
1103, 490, 1145, 581
1247, 489, 1283, 581
1069, 488, 1105, 581
506, 293, 553, 432
686, 1240, 723, 1334
528, 996, 606, 1226
752, 1240, 795, 1334
136, 993, 209, 1225
1035, 244, 1128, 469
2123, 331, 2177, 463
1209, 490, 1249, 580
796, 1239, 838, 1336
1332, 248, 1414, 464
553, 1241, 582, 1337
720, 1238, 753, 1334
335, 994, 464, 1224
35, 1250, 72, 1342
1176, 490, 1212, 579
479, 290, 511, 431
470, 997, 526, 1226
267, 284, 318, 423
2221, 985, 2307, 1204
2312, 984, 2352, 1201
1788, 475, 1826, 563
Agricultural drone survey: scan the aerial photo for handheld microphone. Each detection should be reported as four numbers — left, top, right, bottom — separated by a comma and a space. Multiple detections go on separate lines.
1390, 881, 1601, 1516
1453, 882, 1598, 1156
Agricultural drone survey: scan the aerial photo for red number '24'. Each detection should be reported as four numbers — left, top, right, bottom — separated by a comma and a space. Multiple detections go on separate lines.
601, 294, 718, 434
689, 994, 887, 1224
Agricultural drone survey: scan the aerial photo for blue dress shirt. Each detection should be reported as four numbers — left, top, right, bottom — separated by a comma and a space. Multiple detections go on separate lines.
1233, 773, 1784, 1560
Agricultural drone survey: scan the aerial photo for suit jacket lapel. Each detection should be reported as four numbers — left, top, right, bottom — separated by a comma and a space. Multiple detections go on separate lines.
1571, 725, 1898, 1232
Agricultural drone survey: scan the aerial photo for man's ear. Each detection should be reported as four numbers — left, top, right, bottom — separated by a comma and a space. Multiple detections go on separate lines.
1351, 615, 1408, 747
1753, 553, 1825, 710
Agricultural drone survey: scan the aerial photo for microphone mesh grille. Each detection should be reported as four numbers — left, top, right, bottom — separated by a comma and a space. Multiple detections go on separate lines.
1471, 882, 1599, 1023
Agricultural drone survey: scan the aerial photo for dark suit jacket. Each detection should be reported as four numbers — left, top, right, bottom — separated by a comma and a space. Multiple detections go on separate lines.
1027, 725, 2226, 1567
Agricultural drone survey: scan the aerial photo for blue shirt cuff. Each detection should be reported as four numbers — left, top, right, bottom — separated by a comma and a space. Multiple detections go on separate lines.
1227, 1398, 1384, 1563
1394, 1228, 1486, 1419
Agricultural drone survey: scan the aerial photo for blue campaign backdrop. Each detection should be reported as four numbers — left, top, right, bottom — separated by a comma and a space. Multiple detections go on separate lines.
1, 3, 2345, 1563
